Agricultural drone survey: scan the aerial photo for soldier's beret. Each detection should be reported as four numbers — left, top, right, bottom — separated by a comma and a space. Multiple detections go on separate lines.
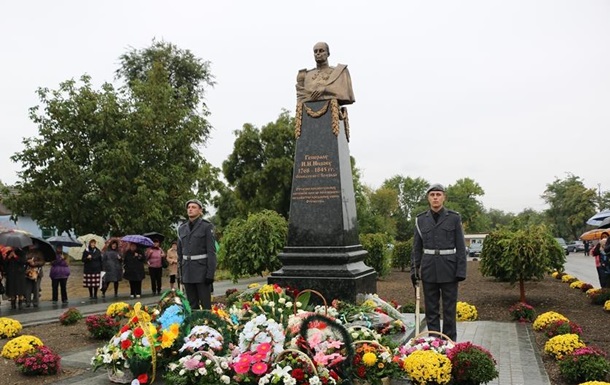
426, 183, 445, 194
185, 199, 203, 209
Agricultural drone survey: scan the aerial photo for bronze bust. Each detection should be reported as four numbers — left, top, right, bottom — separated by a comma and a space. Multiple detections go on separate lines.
296, 42, 355, 105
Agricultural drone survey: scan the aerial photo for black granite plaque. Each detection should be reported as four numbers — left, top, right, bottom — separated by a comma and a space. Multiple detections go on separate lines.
268, 101, 377, 303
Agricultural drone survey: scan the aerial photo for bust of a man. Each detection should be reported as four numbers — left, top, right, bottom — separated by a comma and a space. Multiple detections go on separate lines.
296, 42, 355, 106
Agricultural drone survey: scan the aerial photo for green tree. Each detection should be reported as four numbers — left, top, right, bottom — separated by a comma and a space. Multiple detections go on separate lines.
480, 224, 565, 302
221, 111, 295, 220
542, 174, 597, 240
7, 41, 215, 236
382, 176, 429, 241
484, 208, 515, 232
218, 210, 288, 280
359, 233, 393, 277
445, 178, 487, 233
392, 239, 413, 272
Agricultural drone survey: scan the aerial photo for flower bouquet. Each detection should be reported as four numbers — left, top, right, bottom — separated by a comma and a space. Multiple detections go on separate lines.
352, 340, 396, 385
106, 302, 133, 320
164, 350, 232, 385
15, 345, 61, 375
266, 348, 337, 385
397, 334, 454, 356
296, 314, 353, 382
91, 340, 129, 382
0, 317, 22, 338
446, 342, 499, 385
399, 349, 452, 385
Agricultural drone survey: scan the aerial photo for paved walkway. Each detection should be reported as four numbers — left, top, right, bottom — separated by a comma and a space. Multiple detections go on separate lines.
0, 267, 551, 385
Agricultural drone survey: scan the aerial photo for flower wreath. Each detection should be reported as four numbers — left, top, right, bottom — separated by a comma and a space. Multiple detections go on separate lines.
184, 309, 234, 354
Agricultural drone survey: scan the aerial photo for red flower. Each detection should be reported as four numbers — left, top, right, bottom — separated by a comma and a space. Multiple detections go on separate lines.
133, 327, 144, 338
356, 365, 367, 377
121, 339, 132, 349
137, 373, 148, 383
120, 325, 130, 333
291, 368, 305, 381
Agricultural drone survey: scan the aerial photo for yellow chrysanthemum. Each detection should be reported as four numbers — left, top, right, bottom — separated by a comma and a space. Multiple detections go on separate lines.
169, 323, 180, 336
533, 311, 568, 331
362, 352, 377, 366
544, 333, 585, 360
402, 350, 452, 385
0, 317, 22, 339
1, 335, 43, 359
248, 283, 260, 289
456, 301, 478, 321
106, 302, 131, 318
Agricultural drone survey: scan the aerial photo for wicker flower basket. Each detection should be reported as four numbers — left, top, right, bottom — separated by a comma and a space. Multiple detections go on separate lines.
107, 367, 134, 384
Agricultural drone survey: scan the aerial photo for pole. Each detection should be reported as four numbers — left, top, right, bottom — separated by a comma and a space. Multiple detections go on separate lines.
415, 281, 421, 335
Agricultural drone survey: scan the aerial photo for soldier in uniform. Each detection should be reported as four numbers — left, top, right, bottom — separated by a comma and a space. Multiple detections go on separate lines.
177, 198, 217, 310
411, 184, 467, 341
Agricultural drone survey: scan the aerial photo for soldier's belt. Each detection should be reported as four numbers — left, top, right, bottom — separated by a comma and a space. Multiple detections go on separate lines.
184, 254, 207, 261
423, 248, 456, 255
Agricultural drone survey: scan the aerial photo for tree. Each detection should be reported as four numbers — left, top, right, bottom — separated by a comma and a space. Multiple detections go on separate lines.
221, 111, 295, 220
445, 178, 487, 233
382, 176, 429, 241
484, 208, 515, 232
218, 210, 288, 280
7, 41, 216, 236
480, 224, 565, 302
542, 174, 597, 240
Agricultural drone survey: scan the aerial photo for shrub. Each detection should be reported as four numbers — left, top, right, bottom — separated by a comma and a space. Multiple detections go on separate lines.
533, 311, 568, 331
509, 302, 536, 322
392, 240, 412, 272
15, 345, 61, 375
447, 342, 499, 385
558, 346, 610, 384
1, 335, 44, 359
456, 301, 478, 321
544, 319, 583, 338
0, 317, 22, 338
587, 288, 610, 305
85, 314, 120, 340
360, 233, 393, 278
59, 307, 83, 325
544, 333, 586, 360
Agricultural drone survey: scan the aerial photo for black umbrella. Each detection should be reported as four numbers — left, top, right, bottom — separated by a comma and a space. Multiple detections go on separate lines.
0, 231, 33, 248
143, 232, 165, 243
30, 236, 57, 262
46, 235, 83, 247
598, 217, 610, 229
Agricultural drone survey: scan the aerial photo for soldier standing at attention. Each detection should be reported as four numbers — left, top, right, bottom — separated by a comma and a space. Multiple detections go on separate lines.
177, 199, 217, 310
411, 184, 467, 341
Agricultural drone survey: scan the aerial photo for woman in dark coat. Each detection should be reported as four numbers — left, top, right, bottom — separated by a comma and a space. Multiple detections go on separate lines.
82, 239, 103, 299
101, 240, 123, 298
123, 242, 146, 298
2, 247, 28, 309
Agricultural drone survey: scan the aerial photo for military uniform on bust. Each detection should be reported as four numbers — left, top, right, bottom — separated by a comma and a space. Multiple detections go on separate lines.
411, 184, 467, 341
177, 199, 217, 310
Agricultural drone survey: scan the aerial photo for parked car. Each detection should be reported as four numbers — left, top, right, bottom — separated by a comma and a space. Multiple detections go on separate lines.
574, 240, 585, 252
469, 241, 483, 258
555, 238, 569, 255
566, 242, 577, 253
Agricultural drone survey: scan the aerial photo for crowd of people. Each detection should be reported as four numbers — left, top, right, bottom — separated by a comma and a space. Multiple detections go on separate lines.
0, 236, 180, 309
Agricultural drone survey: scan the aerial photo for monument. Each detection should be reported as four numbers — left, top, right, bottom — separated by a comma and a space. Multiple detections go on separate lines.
268, 42, 377, 302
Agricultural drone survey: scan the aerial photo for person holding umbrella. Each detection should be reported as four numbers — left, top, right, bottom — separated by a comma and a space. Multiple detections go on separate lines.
1, 247, 28, 309
123, 242, 146, 298
82, 239, 103, 300
24, 246, 45, 308
177, 198, 217, 310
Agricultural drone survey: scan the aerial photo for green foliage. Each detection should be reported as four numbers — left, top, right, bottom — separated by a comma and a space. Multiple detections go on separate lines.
445, 178, 488, 233
392, 240, 412, 272
6, 40, 216, 236
480, 224, 566, 302
382, 175, 429, 241
542, 174, 598, 240
218, 210, 288, 280
558, 346, 610, 384
220, 111, 295, 223
360, 233, 392, 277
59, 307, 82, 325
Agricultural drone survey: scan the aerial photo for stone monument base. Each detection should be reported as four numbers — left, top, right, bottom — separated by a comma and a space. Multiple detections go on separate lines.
268, 247, 377, 303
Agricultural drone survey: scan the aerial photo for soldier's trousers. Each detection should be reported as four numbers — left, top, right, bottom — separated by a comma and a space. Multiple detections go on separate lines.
422, 280, 459, 341
184, 282, 212, 310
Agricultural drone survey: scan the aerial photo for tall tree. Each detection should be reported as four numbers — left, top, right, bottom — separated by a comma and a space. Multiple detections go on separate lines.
221, 111, 295, 219
382, 176, 429, 241
445, 178, 487, 233
7, 41, 216, 236
542, 174, 597, 240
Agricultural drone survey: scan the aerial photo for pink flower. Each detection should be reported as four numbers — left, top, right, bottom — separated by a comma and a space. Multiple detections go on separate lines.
251, 361, 268, 375
256, 342, 272, 354
183, 357, 203, 370
233, 362, 250, 374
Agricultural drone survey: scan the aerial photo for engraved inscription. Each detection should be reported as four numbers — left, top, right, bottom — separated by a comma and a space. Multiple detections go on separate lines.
296, 154, 338, 179
292, 186, 340, 204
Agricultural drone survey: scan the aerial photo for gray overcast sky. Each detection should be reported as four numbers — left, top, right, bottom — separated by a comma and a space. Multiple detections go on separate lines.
1, 1, 609, 214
